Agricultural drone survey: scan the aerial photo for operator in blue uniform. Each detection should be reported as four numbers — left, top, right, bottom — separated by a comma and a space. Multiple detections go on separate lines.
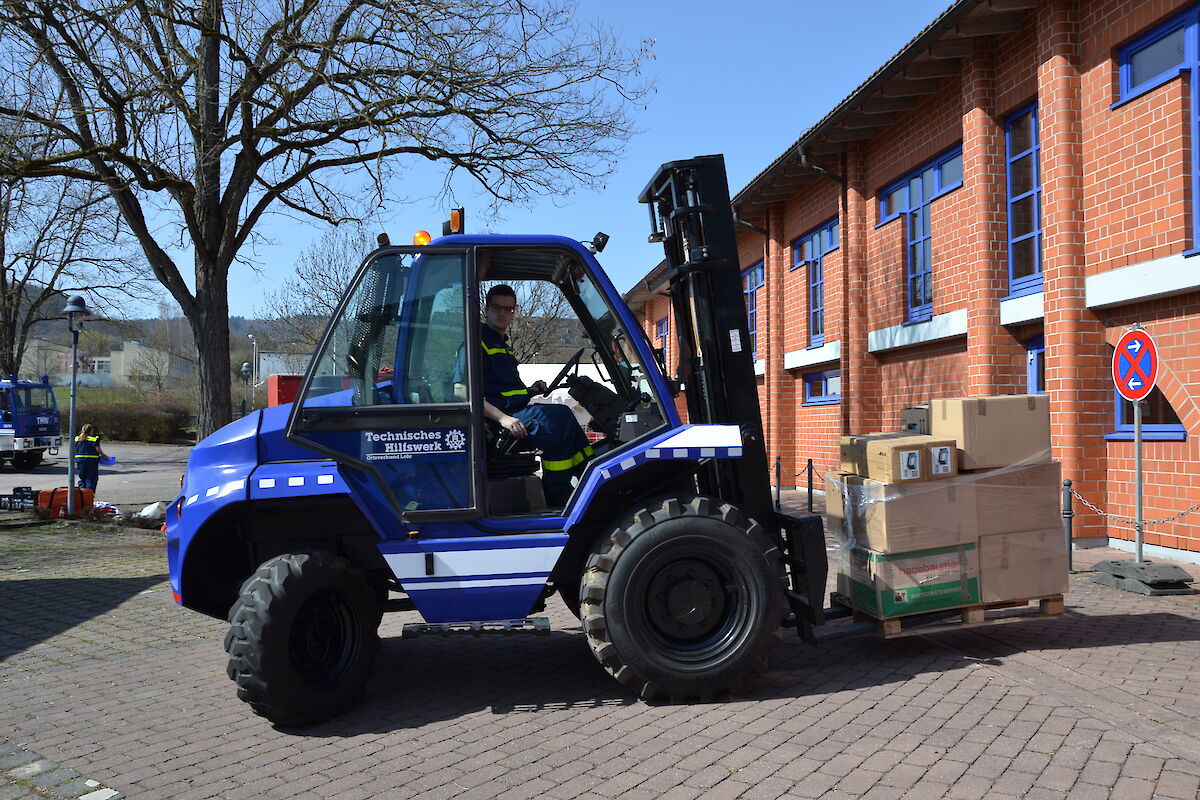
454, 284, 593, 507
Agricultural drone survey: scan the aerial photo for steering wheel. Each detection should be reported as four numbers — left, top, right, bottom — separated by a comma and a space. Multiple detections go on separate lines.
543, 347, 585, 396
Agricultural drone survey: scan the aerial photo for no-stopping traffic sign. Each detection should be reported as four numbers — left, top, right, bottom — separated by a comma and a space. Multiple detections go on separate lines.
1112, 328, 1159, 402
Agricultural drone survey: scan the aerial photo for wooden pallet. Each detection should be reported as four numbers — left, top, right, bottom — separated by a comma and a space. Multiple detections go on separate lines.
830, 593, 1065, 639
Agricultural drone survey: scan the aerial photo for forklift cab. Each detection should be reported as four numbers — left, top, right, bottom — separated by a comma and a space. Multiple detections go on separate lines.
286, 236, 674, 535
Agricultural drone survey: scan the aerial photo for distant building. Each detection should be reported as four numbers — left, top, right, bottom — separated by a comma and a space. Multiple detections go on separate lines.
30, 339, 197, 388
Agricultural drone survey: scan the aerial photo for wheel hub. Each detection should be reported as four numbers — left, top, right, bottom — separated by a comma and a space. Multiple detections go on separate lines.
290, 590, 357, 686
647, 559, 729, 641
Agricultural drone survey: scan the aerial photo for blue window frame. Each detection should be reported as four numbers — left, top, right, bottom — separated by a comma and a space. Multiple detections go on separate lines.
792, 218, 839, 348
803, 369, 840, 405
742, 261, 764, 360
1120, 13, 1191, 100
878, 147, 964, 320
1025, 336, 1045, 394
1007, 106, 1043, 297
1118, 7, 1200, 251
655, 316, 669, 342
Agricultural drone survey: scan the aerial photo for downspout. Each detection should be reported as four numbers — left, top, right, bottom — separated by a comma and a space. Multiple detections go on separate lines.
799, 147, 847, 186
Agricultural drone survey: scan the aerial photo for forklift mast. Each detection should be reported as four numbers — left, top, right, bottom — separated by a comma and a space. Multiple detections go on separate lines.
639, 154, 775, 529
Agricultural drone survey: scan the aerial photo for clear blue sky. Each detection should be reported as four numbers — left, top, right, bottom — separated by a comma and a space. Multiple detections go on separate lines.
216, 1, 952, 320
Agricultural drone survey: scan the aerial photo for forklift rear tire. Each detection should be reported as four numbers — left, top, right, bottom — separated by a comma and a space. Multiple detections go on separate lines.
580, 496, 785, 702
224, 551, 380, 726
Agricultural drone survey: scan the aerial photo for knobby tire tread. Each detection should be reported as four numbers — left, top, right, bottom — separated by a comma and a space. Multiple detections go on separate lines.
580, 495, 787, 703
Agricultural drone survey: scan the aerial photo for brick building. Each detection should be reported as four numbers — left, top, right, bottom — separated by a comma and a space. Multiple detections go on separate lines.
627, 0, 1200, 560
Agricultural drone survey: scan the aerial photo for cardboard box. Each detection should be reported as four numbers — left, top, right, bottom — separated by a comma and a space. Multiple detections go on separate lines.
843, 544, 980, 619
901, 405, 930, 434
862, 434, 958, 483
969, 461, 1062, 536
978, 528, 1068, 603
929, 394, 1051, 470
839, 432, 909, 475
825, 474, 976, 553
864, 436, 926, 483
924, 438, 958, 480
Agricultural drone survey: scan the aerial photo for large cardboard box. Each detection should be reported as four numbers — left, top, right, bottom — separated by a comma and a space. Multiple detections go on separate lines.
825, 474, 976, 553
929, 394, 1051, 470
969, 461, 1062, 536
843, 544, 980, 619
978, 528, 1068, 603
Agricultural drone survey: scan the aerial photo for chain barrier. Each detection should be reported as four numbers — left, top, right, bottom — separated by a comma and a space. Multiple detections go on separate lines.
1067, 485, 1200, 528
773, 456, 816, 513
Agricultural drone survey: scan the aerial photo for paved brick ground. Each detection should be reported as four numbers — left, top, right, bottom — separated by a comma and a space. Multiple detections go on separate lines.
3, 498, 1200, 799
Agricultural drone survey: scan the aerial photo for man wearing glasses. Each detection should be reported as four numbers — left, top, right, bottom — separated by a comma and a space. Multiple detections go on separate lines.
454, 284, 593, 507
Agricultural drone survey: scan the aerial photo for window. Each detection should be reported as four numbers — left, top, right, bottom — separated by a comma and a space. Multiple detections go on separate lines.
792, 218, 839, 347
1120, 15, 1190, 99
803, 370, 840, 405
1108, 386, 1186, 441
1025, 336, 1045, 394
878, 147, 964, 320
654, 316, 669, 364
742, 261, 764, 360
1118, 7, 1200, 249
1007, 106, 1042, 296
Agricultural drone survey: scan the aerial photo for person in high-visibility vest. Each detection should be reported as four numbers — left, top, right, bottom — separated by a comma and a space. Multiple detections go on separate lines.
74, 423, 108, 491
453, 284, 593, 507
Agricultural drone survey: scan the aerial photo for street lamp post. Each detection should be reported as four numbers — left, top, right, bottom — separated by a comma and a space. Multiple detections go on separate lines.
247, 334, 258, 410
63, 295, 92, 518
241, 362, 251, 416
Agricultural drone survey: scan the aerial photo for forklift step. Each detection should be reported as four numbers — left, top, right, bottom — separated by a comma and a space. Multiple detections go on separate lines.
401, 617, 551, 639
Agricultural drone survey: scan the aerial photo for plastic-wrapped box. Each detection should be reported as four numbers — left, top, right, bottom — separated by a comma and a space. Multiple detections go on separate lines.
825, 460, 1060, 553
843, 544, 980, 619
826, 459, 1067, 617
824, 473, 977, 554
978, 528, 1068, 603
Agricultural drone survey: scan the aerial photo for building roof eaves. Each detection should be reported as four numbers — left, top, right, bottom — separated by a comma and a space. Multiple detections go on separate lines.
731, 0, 984, 210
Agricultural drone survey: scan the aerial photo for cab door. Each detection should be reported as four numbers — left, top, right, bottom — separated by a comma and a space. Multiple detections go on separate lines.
286, 246, 482, 537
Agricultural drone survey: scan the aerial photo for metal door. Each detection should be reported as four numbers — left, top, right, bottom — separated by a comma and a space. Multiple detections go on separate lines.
286, 246, 482, 536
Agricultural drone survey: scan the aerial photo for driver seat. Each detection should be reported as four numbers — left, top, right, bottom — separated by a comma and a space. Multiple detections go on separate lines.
484, 422, 548, 514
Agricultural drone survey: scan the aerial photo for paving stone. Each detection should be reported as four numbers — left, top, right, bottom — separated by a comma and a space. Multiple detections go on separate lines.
5, 524, 1200, 800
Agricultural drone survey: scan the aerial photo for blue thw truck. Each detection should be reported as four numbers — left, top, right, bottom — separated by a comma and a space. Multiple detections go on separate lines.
0, 376, 62, 471
167, 156, 830, 725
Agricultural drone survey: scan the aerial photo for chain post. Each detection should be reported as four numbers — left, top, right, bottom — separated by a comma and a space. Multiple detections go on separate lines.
1062, 479, 1074, 573
774, 456, 781, 512
807, 458, 814, 514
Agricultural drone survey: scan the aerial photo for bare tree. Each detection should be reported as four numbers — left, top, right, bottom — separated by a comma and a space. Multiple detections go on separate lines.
0, 0, 650, 437
0, 166, 149, 377
259, 224, 376, 350
490, 280, 579, 364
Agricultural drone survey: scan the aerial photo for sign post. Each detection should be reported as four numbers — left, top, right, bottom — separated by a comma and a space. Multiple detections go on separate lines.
1111, 324, 1159, 563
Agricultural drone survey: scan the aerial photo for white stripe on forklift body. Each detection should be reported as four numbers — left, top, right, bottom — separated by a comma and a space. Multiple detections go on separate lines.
384, 546, 561, 591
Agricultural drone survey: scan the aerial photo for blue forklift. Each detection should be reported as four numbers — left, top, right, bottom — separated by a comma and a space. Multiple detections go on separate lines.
167, 155, 829, 725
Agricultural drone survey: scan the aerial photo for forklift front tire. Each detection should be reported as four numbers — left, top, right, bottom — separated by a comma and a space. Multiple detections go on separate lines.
580, 496, 785, 702
224, 551, 380, 726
